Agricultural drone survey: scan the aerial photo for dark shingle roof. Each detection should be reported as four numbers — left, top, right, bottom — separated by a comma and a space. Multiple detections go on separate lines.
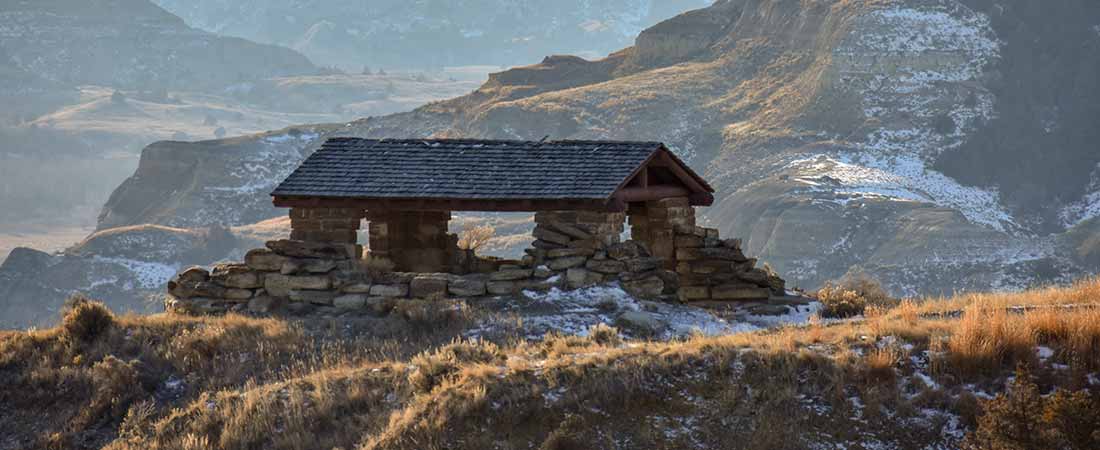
271, 138, 677, 200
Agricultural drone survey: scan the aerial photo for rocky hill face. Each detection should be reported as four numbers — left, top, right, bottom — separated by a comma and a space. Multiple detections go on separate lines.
6, 0, 1100, 328
0, 0, 317, 94
151, 0, 711, 70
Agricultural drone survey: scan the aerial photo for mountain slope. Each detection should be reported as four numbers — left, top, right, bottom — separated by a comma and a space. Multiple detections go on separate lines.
0, 0, 317, 94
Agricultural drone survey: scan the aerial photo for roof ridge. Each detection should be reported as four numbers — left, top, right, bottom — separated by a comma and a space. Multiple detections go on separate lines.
322, 137, 666, 147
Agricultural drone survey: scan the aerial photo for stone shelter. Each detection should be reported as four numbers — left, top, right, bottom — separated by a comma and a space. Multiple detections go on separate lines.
165, 138, 786, 316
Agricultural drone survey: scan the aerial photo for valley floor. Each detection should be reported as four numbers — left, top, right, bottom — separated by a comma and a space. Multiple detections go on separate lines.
1, 279, 1099, 449
0, 224, 94, 266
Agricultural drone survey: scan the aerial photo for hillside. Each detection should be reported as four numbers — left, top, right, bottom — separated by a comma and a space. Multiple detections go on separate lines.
0, 0, 316, 95
151, 0, 711, 70
2, 279, 1098, 449
91, 0, 1100, 298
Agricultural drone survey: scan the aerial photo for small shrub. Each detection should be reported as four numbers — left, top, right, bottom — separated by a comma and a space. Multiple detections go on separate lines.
409, 340, 503, 392
964, 365, 1100, 450
817, 272, 895, 318
457, 224, 495, 252
587, 324, 622, 347
61, 295, 115, 343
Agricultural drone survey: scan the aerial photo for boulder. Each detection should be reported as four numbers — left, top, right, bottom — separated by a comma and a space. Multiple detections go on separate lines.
531, 239, 566, 250
677, 286, 710, 302
370, 284, 408, 298
622, 277, 664, 300
532, 226, 573, 245
281, 258, 338, 275
266, 240, 357, 260
721, 238, 743, 250
211, 264, 264, 289
548, 256, 588, 271
674, 224, 707, 237
625, 257, 662, 273
608, 241, 649, 260
749, 304, 791, 316
410, 275, 449, 299
285, 275, 332, 290
532, 266, 554, 279
711, 284, 771, 301
487, 281, 518, 295
168, 280, 227, 299
615, 311, 663, 336
674, 235, 705, 248
737, 269, 771, 286
546, 221, 593, 240
366, 297, 396, 316
566, 239, 604, 250
245, 249, 287, 272
289, 290, 336, 305
333, 294, 368, 310
585, 259, 627, 274
176, 267, 210, 284
223, 288, 254, 301
566, 268, 603, 289
676, 247, 748, 262
490, 269, 533, 281
341, 283, 373, 294
547, 247, 596, 258
449, 277, 487, 297
247, 295, 282, 313
264, 274, 292, 298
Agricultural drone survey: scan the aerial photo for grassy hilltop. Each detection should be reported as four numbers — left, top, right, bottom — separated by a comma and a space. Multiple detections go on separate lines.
2, 280, 1099, 449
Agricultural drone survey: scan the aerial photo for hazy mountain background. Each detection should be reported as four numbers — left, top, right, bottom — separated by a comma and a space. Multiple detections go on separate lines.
150, 0, 713, 70
2, 0, 1100, 328
0, 0, 706, 272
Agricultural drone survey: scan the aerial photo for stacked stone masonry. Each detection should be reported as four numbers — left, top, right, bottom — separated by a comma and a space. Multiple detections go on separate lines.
165, 205, 786, 317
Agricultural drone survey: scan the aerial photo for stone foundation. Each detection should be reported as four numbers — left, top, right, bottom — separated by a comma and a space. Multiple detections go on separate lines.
165, 206, 787, 317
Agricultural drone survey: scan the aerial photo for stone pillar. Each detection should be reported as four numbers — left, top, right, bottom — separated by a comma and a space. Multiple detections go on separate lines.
289, 207, 365, 255
366, 210, 455, 273
627, 197, 695, 269
533, 210, 625, 248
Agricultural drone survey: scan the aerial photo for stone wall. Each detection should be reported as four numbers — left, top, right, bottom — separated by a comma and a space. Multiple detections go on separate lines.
165, 207, 787, 317
672, 228, 784, 303
628, 197, 696, 268
289, 207, 364, 246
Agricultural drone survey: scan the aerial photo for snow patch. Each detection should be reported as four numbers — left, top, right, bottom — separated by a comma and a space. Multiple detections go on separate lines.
93, 256, 179, 290
1059, 163, 1100, 227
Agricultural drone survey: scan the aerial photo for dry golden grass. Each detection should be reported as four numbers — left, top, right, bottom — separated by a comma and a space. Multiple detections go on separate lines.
5, 279, 1100, 449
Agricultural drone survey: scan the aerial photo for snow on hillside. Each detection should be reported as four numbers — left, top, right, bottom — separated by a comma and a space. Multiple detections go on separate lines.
828, 0, 1015, 232
1060, 163, 1100, 227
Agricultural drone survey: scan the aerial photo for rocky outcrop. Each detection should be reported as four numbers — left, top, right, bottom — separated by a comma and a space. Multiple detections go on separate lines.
97, 126, 334, 229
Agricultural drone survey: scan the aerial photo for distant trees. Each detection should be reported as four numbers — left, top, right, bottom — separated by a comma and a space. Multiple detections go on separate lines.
110, 90, 126, 104
362, 66, 372, 75
214, 127, 227, 139
203, 114, 219, 126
